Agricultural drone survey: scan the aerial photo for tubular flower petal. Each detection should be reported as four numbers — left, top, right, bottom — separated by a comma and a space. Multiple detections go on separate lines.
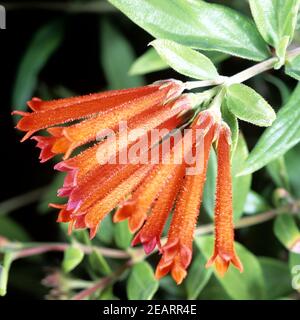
132, 162, 186, 254
13, 78, 245, 284
13, 80, 183, 141
155, 112, 216, 284
206, 123, 243, 276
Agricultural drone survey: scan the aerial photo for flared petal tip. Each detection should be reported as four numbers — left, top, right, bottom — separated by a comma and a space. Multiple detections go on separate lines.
206, 253, 243, 277
171, 264, 187, 285
113, 201, 135, 223
132, 232, 158, 254
155, 257, 187, 285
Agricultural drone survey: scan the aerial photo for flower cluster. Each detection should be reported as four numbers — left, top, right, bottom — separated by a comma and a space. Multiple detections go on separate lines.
13, 79, 242, 284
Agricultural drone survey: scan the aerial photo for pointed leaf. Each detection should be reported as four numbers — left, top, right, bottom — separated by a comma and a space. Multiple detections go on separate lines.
286, 54, 300, 81
226, 83, 276, 127
88, 250, 111, 276
185, 253, 213, 299
274, 214, 300, 253
129, 48, 168, 75
12, 21, 64, 111
259, 257, 293, 299
244, 191, 270, 215
249, 0, 299, 62
100, 19, 145, 89
127, 261, 159, 300
0, 252, 15, 296
62, 246, 84, 273
114, 220, 132, 249
108, 0, 269, 61
239, 83, 300, 176
150, 39, 218, 80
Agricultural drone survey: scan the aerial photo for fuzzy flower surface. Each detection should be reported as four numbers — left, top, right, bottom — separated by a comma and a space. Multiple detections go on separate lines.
13, 79, 243, 284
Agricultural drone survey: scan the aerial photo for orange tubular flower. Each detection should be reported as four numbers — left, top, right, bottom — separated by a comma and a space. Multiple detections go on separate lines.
206, 123, 243, 276
13, 77, 244, 284
155, 111, 216, 284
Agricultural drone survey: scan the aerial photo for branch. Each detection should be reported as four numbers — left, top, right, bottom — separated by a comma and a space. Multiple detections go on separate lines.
185, 46, 300, 90
135, 201, 300, 257
5, 242, 131, 260
71, 261, 132, 300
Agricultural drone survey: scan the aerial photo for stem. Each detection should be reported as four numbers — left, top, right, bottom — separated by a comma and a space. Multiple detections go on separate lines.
185, 76, 228, 90
227, 57, 277, 85
71, 261, 132, 300
136, 201, 300, 256
3, 2, 116, 13
9, 243, 131, 260
185, 46, 300, 89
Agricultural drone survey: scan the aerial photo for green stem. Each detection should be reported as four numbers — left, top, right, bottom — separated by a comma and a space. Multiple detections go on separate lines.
3, 242, 131, 260
71, 261, 132, 300
185, 46, 300, 90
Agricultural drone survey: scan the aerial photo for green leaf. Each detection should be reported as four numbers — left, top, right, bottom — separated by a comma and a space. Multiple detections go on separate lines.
130, 48, 229, 76
196, 236, 265, 299
274, 214, 300, 253
12, 20, 64, 111
150, 39, 218, 80
266, 156, 290, 189
100, 19, 145, 89
259, 257, 293, 299
129, 48, 168, 75
239, 83, 300, 176
285, 144, 300, 197
159, 276, 185, 299
198, 276, 232, 300
185, 252, 213, 299
232, 134, 252, 221
88, 250, 111, 276
286, 54, 300, 81
0, 216, 31, 242
244, 190, 270, 215
203, 150, 217, 219
0, 252, 15, 296
114, 220, 132, 249
108, 0, 269, 61
205, 51, 229, 65
62, 246, 84, 273
226, 83, 276, 127
96, 215, 114, 245
221, 103, 239, 155
289, 252, 300, 291
249, 0, 299, 63
127, 261, 159, 300
264, 74, 291, 105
